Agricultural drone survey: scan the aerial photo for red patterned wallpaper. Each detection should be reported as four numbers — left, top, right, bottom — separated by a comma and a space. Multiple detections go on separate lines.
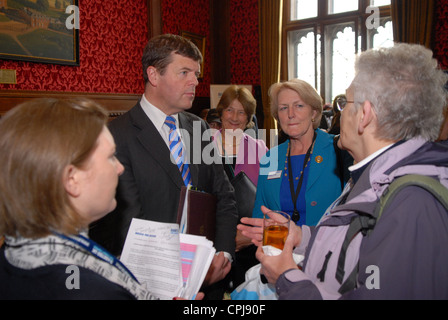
160, 0, 261, 97
0, 0, 148, 94
0, 0, 260, 98
161, 0, 210, 97
230, 0, 260, 86
434, 0, 448, 70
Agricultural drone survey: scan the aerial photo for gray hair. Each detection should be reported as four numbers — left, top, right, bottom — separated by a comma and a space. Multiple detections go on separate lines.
350, 43, 448, 141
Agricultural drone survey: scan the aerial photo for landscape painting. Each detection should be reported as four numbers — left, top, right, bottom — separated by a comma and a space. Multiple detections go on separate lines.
0, 0, 79, 65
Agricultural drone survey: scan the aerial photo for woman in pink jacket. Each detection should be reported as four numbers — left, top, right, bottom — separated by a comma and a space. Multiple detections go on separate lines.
213, 85, 267, 186
213, 85, 268, 288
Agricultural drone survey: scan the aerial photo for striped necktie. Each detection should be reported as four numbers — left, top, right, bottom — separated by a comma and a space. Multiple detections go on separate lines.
164, 116, 192, 186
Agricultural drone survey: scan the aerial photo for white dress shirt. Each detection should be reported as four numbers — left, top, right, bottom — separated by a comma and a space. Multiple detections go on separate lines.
139, 95, 232, 263
140, 94, 181, 150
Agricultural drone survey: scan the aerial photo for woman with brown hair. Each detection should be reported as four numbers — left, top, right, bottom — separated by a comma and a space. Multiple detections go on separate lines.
214, 85, 267, 186
0, 98, 157, 300
213, 85, 268, 288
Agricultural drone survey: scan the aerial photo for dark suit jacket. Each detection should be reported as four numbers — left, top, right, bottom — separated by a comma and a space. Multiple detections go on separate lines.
89, 102, 238, 257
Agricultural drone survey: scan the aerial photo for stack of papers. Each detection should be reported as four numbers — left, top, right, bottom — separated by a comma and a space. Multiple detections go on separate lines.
120, 218, 215, 300
179, 234, 215, 299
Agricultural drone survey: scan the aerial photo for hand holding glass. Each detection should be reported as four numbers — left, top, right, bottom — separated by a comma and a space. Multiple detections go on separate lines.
262, 211, 290, 250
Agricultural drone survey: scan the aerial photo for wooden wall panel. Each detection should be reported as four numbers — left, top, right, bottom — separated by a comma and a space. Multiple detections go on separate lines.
0, 91, 211, 119
0, 91, 140, 119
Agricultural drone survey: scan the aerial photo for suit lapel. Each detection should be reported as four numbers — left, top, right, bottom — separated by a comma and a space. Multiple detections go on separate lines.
130, 104, 185, 189
307, 131, 330, 190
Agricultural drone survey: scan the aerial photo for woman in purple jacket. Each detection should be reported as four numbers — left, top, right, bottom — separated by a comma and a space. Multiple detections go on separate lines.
239, 43, 448, 300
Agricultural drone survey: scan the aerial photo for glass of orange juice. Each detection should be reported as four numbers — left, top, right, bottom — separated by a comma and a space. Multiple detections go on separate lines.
262, 211, 290, 250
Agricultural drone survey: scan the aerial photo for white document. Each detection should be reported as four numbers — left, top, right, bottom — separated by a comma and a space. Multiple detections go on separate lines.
120, 218, 216, 300
120, 219, 182, 300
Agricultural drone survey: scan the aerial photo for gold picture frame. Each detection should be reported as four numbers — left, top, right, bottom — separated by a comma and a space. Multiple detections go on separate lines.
181, 30, 205, 78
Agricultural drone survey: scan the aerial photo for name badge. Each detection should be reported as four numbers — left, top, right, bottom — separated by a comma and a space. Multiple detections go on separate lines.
267, 170, 282, 180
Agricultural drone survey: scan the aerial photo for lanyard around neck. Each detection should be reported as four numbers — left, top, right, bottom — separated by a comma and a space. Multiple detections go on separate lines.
54, 232, 139, 283
288, 131, 317, 223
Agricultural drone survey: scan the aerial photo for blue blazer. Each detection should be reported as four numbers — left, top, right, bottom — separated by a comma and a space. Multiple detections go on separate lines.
252, 129, 343, 226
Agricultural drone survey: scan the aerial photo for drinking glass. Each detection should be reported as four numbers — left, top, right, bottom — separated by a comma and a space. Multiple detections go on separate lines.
262, 211, 290, 250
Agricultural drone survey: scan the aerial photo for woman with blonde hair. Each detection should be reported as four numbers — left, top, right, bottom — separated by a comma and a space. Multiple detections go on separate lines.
252, 79, 350, 226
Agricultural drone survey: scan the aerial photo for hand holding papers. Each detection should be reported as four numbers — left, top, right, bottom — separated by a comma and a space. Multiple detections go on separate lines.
120, 218, 215, 300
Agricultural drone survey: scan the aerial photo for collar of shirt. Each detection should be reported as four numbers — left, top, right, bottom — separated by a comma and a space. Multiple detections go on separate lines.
140, 94, 181, 147
349, 143, 395, 183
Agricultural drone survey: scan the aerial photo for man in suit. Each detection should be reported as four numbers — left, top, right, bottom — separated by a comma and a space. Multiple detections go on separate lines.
89, 34, 238, 291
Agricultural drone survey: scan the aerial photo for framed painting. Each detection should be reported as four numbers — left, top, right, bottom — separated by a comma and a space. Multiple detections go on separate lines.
0, 0, 79, 66
181, 30, 205, 78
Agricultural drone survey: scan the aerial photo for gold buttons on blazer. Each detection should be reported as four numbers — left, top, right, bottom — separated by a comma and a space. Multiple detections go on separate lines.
315, 156, 323, 164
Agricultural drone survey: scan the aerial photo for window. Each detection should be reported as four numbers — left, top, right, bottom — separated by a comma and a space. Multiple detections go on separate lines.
287, 29, 321, 92
328, 0, 359, 15
284, 0, 393, 104
291, 0, 318, 20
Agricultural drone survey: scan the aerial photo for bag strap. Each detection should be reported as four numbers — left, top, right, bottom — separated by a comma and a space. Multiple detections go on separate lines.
335, 214, 376, 285
373, 174, 448, 223
337, 174, 448, 294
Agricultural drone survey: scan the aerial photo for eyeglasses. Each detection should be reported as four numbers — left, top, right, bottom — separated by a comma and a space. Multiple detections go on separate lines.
336, 98, 355, 111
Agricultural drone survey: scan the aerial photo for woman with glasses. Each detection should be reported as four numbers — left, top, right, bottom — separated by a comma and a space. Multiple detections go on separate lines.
243, 43, 448, 300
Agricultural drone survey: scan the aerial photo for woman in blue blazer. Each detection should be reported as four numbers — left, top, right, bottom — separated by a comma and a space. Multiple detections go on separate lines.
253, 79, 350, 226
